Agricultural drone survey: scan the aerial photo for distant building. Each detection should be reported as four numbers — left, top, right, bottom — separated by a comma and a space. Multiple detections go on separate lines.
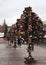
0, 19, 11, 33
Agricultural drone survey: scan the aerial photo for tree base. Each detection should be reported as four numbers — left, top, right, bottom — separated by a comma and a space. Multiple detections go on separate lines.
24, 57, 36, 64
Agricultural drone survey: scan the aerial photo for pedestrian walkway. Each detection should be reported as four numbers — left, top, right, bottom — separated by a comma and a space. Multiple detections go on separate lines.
0, 43, 46, 65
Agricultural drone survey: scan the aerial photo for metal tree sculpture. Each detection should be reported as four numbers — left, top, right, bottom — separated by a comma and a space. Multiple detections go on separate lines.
16, 7, 44, 63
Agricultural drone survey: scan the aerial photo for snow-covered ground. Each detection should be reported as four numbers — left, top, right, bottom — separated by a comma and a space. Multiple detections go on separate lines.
44, 35, 46, 38
0, 33, 4, 37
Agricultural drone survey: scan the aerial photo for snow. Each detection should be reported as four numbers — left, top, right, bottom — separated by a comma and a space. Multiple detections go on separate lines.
0, 33, 4, 37
44, 35, 46, 38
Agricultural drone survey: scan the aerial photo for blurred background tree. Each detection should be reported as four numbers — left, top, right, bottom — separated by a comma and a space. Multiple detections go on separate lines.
3, 19, 8, 39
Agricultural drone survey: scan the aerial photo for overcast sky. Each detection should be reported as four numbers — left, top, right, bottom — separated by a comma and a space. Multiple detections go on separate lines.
0, 0, 46, 26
